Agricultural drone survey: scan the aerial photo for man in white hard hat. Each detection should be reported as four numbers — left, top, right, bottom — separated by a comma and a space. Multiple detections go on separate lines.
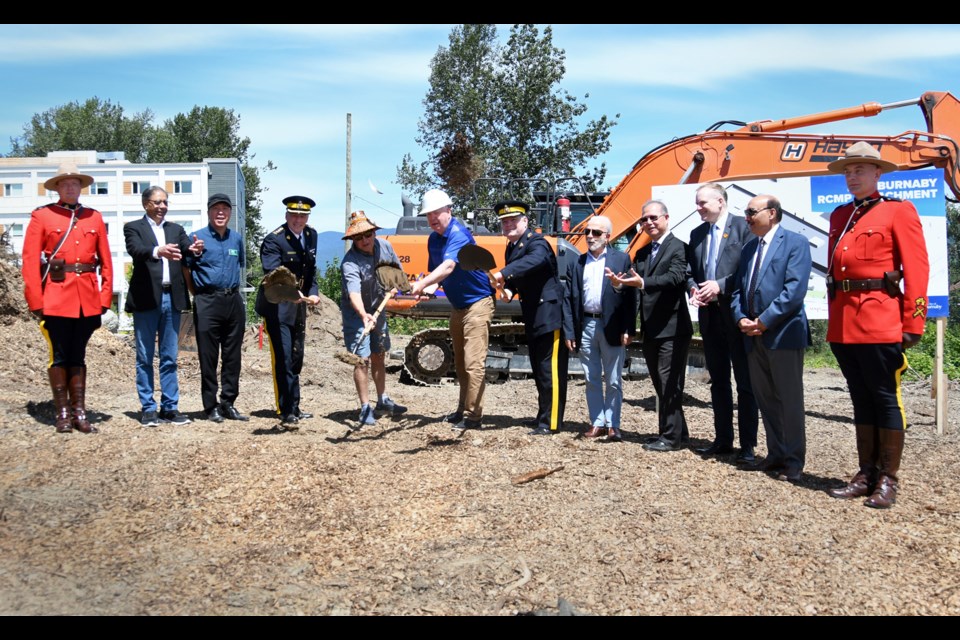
409, 189, 495, 436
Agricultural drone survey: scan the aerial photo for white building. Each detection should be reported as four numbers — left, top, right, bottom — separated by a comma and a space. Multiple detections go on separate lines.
0, 150, 246, 312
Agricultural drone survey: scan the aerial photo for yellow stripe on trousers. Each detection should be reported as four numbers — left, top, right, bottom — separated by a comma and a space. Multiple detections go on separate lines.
267, 330, 282, 414
39, 319, 53, 368
550, 328, 560, 431
896, 352, 909, 431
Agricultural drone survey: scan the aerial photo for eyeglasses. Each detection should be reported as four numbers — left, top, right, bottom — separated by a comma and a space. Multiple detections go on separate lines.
639, 215, 662, 224
586, 229, 607, 237
356, 231, 375, 240
744, 206, 773, 218
148, 199, 168, 206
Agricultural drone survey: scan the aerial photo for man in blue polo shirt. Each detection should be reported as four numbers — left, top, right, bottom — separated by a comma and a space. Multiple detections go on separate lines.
409, 189, 494, 435
186, 193, 248, 423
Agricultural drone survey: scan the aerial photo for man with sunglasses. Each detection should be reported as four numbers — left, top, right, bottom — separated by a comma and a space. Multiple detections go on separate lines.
491, 200, 570, 435
610, 201, 691, 451
686, 183, 759, 463
562, 215, 635, 442
255, 195, 322, 429
124, 186, 203, 428
340, 211, 407, 428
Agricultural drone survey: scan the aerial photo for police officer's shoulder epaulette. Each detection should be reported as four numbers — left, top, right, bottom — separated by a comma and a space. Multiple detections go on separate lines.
880, 195, 902, 203
271, 226, 285, 235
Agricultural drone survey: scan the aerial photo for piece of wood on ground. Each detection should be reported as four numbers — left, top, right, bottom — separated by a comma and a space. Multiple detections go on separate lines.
511, 465, 564, 485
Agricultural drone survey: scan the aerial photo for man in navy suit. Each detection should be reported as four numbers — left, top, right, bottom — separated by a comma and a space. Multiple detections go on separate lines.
686, 183, 759, 462
731, 194, 812, 482
493, 200, 569, 435
124, 186, 203, 428
561, 215, 635, 442
611, 200, 692, 451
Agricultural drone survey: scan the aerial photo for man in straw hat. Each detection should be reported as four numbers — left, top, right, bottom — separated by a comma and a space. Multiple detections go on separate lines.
255, 195, 322, 428
21, 162, 114, 434
491, 200, 570, 436
340, 211, 407, 428
409, 189, 495, 436
824, 141, 929, 509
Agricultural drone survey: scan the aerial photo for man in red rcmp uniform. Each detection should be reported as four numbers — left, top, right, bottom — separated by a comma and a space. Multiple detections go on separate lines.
825, 141, 929, 509
21, 162, 114, 434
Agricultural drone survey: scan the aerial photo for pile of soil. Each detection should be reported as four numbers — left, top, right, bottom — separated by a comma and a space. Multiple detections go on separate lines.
0, 254, 958, 616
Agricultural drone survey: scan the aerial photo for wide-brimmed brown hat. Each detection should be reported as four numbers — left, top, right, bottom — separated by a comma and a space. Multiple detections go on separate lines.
827, 141, 898, 174
44, 162, 95, 190
342, 210, 382, 240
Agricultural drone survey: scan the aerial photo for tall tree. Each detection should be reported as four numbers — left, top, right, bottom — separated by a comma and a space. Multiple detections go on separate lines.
398, 24, 618, 215
9, 97, 153, 162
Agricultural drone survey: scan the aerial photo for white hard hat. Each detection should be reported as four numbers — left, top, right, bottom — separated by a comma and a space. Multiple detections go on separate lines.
419, 189, 453, 215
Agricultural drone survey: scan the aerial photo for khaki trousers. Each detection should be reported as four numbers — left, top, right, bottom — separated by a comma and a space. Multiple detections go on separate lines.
450, 295, 494, 421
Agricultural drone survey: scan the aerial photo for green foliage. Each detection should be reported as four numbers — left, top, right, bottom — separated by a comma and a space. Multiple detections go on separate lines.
8, 100, 270, 260
804, 319, 838, 369
399, 24, 618, 213
388, 316, 448, 336
317, 256, 343, 306
901, 319, 960, 380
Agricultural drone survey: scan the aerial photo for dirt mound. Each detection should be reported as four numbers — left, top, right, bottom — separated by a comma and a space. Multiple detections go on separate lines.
0, 251, 31, 324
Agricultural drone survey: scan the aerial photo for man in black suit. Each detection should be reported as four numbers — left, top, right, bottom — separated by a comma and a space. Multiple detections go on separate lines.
561, 215, 635, 442
255, 195, 322, 429
492, 200, 569, 435
124, 186, 203, 427
611, 200, 692, 451
686, 183, 759, 463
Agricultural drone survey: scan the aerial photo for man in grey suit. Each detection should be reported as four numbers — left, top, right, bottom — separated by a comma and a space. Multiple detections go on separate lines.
611, 200, 692, 451
124, 186, 203, 427
686, 183, 759, 462
563, 215, 636, 442
731, 194, 812, 482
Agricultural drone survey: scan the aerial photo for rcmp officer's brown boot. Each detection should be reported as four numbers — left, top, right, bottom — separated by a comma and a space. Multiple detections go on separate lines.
67, 366, 98, 434
48, 366, 72, 433
864, 428, 904, 509
829, 423, 879, 499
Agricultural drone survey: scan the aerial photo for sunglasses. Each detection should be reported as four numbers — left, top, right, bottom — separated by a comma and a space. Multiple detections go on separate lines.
148, 199, 168, 206
744, 207, 773, 218
639, 215, 661, 223
586, 229, 607, 237
356, 231, 375, 240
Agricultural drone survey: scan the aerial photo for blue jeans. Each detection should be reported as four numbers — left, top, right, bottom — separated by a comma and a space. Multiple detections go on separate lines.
134, 292, 181, 412
578, 318, 625, 428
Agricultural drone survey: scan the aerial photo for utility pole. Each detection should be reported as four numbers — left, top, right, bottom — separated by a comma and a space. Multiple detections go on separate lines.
345, 113, 352, 255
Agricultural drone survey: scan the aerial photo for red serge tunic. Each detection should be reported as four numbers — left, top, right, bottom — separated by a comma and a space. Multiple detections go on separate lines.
826, 194, 929, 344
21, 202, 114, 317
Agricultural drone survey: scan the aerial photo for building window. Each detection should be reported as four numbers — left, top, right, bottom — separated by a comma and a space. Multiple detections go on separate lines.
3, 183, 23, 196
131, 181, 151, 194
179, 221, 193, 233
90, 182, 109, 195
173, 181, 192, 194
9, 223, 24, 237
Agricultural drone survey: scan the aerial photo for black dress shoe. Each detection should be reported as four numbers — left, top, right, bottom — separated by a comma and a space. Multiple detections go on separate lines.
735, 447, 756, 464
605, 427, 622, 442
644, 435, 662, 444
206, 406, 224, 423
280, 414, 300, 431
643, 438, 679, 452
776, 470, 802, 483
529, 426, 555, 436
220, 403, 249, 421
445, 411, 464, 424
295, 409, 313, 420
695, 442, 734, 456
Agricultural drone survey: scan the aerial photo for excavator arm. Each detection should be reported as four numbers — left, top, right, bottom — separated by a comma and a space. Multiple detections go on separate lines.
570, 90, 960, 256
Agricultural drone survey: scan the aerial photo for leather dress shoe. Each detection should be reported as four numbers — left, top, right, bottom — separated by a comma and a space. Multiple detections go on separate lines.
644, 435, 661, 444
643, 438, 678, 452
776, 470, 802, 483
295, 409, 313, 420
583, 426, 607, 439
280, 414, 300, 431
220, 403, 249, 421
445, 411, 464, 424
735, 447, 756, 464
696, 442, 734, 456
206, 406, 224, 423
742, 459, 783, 473
528, 426, 555, 436
605, 427, 622, 442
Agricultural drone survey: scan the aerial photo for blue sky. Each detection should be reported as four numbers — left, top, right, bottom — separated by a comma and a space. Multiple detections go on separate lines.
3, 23, 960, 235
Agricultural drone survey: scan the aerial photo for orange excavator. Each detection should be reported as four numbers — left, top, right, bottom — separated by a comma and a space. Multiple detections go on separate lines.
385, 90, 960, 385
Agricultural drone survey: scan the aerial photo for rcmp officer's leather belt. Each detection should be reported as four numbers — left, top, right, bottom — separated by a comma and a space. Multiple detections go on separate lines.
62, 262, 98, 274
196, 286, 238, 295
826, 270, 901, 295
584, 312, 603, 319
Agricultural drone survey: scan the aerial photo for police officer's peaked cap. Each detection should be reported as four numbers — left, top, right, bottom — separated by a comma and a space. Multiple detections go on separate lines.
283, 195, 316, 214
494, 200, 529, 219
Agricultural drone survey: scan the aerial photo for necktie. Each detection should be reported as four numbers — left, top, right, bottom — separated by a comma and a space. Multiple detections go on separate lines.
648, 241, 660, 267
748, 239, 765, 318
705, 225, 719, 281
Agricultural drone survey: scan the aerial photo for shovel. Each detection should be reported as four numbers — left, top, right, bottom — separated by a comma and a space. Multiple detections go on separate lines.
336, 262, 409, 366
457, 244, 511, 300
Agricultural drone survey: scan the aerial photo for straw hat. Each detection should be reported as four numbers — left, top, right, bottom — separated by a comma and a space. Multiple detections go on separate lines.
44, 162, 94, 190
827, 141, 898, 174
342, 210, 382, 240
